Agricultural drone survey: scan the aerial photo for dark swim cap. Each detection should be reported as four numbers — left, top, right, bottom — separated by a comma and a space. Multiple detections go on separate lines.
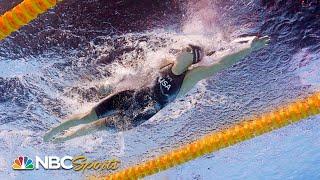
188, 44, 202, 64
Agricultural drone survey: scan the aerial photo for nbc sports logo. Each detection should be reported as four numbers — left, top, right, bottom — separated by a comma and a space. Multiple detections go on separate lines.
11, 155, 120, 171
12, 155, 73, 170
12, 156, 34, 170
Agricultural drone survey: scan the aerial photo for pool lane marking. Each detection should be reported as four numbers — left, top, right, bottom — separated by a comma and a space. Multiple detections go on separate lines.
99, 92, 320, 180
0, 0, 60, 41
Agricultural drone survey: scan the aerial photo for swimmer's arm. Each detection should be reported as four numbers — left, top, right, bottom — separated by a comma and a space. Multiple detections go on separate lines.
177, 48, 251, 97
159, 58, 174, 69
177, 36, 270, 97
193, 36, 260, 70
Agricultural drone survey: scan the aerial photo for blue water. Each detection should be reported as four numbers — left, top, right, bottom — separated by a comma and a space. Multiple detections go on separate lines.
0, 0, 319, 179
150, 116, 320, 180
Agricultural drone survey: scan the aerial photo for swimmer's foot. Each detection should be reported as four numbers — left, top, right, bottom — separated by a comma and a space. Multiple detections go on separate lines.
44, 121, 75, 142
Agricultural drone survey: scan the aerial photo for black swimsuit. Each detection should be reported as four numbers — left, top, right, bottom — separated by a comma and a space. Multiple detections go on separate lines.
94, 64, 186, 130
94, 45, 202, 131
154, 64, 186, 106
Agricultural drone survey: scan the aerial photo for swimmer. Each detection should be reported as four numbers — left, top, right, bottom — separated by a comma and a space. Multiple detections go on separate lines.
44, 35, 270, 142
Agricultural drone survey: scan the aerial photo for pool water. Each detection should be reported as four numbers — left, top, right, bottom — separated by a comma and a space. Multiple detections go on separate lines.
0, 0, 319, 179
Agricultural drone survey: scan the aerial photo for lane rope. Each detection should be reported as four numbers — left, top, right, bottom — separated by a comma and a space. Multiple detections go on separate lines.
99, 92, 320, 179
0, 0, 60, 41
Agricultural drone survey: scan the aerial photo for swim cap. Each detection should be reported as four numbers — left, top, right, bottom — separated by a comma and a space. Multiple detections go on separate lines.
172, 45, 203, 75
188, 44, 202, 64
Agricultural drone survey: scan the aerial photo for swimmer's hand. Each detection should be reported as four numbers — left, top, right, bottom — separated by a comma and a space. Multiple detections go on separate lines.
232, 35, 270, 49
251, 36, 270, 51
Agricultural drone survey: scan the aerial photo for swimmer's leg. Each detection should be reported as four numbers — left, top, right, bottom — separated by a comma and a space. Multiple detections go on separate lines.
44, 90, 135, 142
53, 111, 158, 143
51, 119, 107, 143
43, 110, 99, 142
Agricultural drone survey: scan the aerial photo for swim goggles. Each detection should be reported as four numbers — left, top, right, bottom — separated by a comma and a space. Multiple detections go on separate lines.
186, 44, 202, 64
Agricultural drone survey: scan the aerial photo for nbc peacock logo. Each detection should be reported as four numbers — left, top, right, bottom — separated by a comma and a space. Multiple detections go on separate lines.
12, 156, 34, 170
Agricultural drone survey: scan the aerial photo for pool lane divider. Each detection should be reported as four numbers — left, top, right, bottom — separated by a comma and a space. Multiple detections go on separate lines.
0, 0, 60, 41
101, 92, 320, 179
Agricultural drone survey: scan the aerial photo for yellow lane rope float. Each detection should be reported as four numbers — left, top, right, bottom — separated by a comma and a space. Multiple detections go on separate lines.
101, 92, 320, 179
0, 0, 60, 41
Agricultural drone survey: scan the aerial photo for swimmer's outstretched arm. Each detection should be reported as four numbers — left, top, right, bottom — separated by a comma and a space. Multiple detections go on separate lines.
178, 36, 270, 97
